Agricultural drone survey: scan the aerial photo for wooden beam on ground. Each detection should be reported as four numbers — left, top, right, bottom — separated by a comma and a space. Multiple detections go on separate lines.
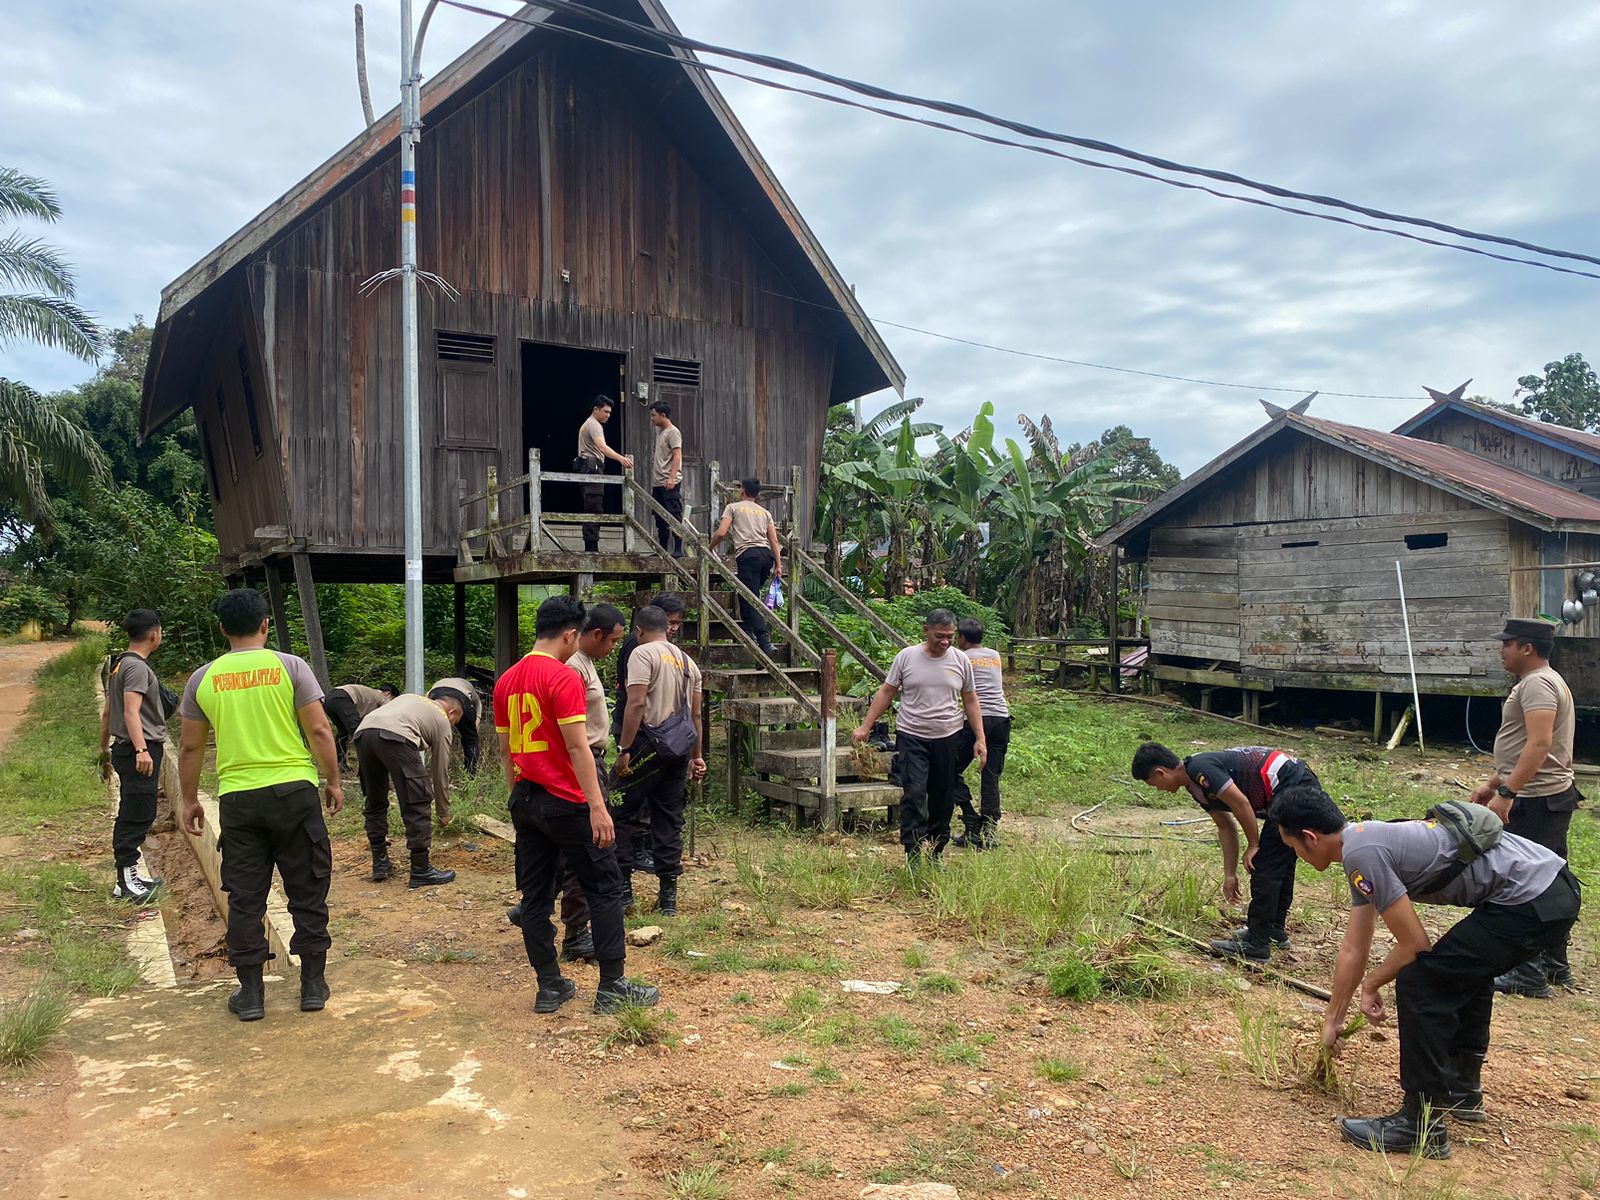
1128, 912, 1331, 1001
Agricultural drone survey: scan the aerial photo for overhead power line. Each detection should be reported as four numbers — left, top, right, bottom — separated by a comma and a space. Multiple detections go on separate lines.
441, 0, 1600, 279
678, 263, 1419, 399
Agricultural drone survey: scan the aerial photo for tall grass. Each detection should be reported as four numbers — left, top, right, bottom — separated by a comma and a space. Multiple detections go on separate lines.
0, 989, 70, 1069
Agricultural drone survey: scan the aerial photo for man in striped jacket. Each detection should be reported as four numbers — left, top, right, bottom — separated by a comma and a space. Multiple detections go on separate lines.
1133, 742, 1321, 961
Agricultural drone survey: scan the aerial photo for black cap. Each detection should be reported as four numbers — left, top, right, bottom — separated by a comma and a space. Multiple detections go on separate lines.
1496, 617, 1558, 643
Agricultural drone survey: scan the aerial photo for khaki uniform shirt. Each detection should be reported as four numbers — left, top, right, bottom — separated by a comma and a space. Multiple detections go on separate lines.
357, 695, 453, 805
568, 651, 609, 750
652, 424, 683, 487
336, 684, 391, 719
578, 416, 606, 464
1494, 664, 1575, 798
626, 639, 702, 727
725, 500, 774, 554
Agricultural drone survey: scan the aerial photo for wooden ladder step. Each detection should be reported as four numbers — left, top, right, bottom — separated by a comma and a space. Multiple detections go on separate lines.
722, 694, 866, 725
754, 744, 891, 782
749, 778, 903, 812
701, 666, 820, 697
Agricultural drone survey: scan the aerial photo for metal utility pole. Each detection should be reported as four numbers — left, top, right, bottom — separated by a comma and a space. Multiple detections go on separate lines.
398, 0, 442, 693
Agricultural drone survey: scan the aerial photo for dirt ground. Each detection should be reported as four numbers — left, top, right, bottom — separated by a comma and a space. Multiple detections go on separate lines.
4, 652, 1599, 1199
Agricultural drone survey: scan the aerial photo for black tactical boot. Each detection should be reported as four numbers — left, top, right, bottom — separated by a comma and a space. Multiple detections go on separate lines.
228, 963, 266, 1022
534, 977, 577, 1014
299, 952, 331, 1012
1544, 948, 1576, 990
657, 876, 679, 918
561, 928, 596, 962
408, 849, 456, 889
370, 845, 393, 883
1339, 1094, 1450, 1159
620, 875, 637, 914
1210, 932, 1272, 962
635, 836, 656, 876
1442, 1051, 1486, 1123
594, 976, 662, 1014
1494, 960, 1553, 999
949, 831, 970, 849
1232, 924, 1291, 951
506, 900, 526, 927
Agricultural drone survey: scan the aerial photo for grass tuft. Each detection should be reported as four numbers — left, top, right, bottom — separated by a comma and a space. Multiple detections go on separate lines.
0, 989, 70, 1069
665, 1164, 729, 1200
1035, 1056, 1084, 1083
600, 1002, 678, 1049
917, 971, 963, 995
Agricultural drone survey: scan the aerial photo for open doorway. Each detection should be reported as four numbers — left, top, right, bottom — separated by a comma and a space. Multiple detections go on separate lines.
520, 341, 627, 531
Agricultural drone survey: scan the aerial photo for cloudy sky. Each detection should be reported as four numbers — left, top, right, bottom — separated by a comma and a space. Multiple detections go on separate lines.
4, 1, 1599, 472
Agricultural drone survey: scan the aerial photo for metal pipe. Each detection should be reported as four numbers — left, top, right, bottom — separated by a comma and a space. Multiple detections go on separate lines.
397, 0, 444, 693
1395, 560, 1425, 752
399, 0, 424, 692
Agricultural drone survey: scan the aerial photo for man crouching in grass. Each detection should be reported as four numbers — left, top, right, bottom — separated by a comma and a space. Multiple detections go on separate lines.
1270, 783, 1580, 1159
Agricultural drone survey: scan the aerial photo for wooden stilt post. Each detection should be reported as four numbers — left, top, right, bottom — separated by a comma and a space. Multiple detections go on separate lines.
263, 560, 293, 655
697, 549, 710, 654
1372, 691, 1384, 743
787, 464, 803, 650
453, 583, 468, 676
708, 460, 722, 531
494, 582, 519, 676
527, 447, 541, 555
1107, 502, 1122, 695
291, 552, 331, 688
819, 650, 839, 833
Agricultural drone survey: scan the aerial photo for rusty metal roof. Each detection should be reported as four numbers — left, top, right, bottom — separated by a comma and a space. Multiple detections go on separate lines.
1297, 415, 1600, 523
1098, 410, 1600, 547
1395, 396, 1600, 461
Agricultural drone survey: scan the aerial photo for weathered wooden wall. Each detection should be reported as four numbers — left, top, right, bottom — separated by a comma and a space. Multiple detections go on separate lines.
1146, 527, 1239, 662
1411, 411, 1600, 498
1142, 433, 1520, 694
1236, 509, 1508, 691
218, 38, 838, 565
195, 292, 288, 557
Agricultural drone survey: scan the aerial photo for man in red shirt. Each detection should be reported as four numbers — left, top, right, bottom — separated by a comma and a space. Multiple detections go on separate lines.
494, 595, 660, 1015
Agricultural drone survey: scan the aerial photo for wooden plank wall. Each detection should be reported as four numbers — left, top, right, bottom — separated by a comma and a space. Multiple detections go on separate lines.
1236, 509, 1509, 684
1412, 411, 1600, 497
1508, 525, 1600, 632
221, 39, 837, 562
197, 292, 288, 556
1147, 527, 1240, 663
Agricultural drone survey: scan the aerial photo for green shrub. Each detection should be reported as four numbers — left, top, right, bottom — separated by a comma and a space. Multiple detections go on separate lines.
1045, 953, 1103, 1000
0, 583, 68, 634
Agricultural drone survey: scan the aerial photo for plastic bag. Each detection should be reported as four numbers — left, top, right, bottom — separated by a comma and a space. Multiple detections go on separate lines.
764, 577, 785, 610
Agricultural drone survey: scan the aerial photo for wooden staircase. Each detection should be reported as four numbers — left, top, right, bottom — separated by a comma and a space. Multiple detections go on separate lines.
625, 482, 912, 830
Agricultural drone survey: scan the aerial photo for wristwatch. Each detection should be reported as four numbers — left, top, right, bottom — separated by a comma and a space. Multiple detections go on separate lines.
1495, 785, 1518, 800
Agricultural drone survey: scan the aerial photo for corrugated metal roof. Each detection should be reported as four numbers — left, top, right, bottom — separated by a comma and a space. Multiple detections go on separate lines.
1397, 397, 1600, 460
1298, 416, 1600, 523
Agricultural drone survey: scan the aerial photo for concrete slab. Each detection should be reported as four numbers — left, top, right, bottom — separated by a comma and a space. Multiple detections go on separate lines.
40, 961, 636, 1200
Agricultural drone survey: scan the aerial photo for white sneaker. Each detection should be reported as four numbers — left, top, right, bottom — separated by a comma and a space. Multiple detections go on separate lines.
112, 866, 154, 903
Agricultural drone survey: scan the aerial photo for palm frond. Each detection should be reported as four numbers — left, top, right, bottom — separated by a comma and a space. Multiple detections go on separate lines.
861, 396, 923, 438
0, 234, 76, 295
0, 377, 111, 492
0, 293, 104, 359
0, 168, 61, 222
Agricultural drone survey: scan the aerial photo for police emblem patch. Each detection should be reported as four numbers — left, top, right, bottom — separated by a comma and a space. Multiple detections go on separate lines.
1350, 871, 1374, 897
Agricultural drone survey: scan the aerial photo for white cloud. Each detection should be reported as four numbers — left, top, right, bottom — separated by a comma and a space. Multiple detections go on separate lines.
2, 0, 1598, 476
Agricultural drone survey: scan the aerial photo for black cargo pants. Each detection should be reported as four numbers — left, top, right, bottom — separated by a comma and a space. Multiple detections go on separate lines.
217, 781, 332, 967
111, 740, 162, 869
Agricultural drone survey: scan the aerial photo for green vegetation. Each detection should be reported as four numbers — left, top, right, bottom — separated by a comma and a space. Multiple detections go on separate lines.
664, 1164, 729, 1200
600, 1001, 678, 1050
0, 989, 70, 1069
0, 635, 107, 829
1035, 1056, 1084, 1083
917, 971, 962, 995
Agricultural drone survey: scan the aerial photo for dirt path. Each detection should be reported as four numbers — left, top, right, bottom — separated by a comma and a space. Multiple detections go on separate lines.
0, 638, 75, 741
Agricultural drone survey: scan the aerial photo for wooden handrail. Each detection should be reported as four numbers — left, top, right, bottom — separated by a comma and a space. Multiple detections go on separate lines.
793, 546, 909, 651
794, 591, 887, 684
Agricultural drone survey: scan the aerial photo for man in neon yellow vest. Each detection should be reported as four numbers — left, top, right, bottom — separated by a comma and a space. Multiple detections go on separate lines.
178, 588, 344, 1022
